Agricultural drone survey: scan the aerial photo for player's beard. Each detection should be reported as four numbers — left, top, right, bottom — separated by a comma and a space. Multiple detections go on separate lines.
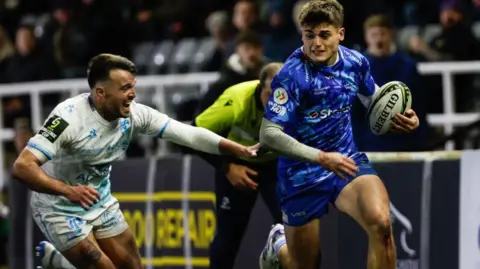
116, 102, 130, 118
101, 100, 127, 121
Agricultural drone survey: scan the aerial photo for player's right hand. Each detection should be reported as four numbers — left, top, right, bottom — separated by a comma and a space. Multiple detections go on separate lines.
317, 152, 359, 181
64, 186, 101, 210
225, 163, 259, 191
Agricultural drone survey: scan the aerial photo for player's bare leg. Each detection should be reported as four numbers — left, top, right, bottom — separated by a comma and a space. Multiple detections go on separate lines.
278, 244, 292, 268
335, 174, 396, 269
285, 219, 320, 269
36, 226, 140, 269
60, 233, 116, 269
97, 227, 143, 269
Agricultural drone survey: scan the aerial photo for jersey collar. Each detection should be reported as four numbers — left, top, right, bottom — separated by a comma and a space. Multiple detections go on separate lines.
87, 94, 118, 127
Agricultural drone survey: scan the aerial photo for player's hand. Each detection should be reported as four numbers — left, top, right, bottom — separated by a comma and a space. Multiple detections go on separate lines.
225, 163, 258, 191
64, 185, 100, 210
391, 109, 419, 133
219, 139, 258, 158
245, 143, 260, 157
317, 152, 359, 181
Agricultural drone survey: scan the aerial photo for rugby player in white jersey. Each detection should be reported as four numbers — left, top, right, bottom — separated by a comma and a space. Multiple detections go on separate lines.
12, 53, 259, 269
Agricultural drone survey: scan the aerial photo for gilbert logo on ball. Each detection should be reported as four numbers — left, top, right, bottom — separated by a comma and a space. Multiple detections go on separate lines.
367, 81, 412, 135
273, 88, 288, 105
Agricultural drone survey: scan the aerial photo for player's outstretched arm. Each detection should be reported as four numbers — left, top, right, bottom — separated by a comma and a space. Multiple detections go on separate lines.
259, 118, 321, 162
162, 119, 257, 158
136, 102, 257, 158
260, 118, 358, 179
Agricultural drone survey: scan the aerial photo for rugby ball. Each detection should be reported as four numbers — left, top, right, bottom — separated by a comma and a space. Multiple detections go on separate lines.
367, 81, 412, 135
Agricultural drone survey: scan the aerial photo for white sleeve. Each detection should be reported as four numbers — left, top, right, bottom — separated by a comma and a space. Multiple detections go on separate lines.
357, 84, 380, 108
132, 102, 171, 136
133, 103, 222, 154
25, 107, 72, 164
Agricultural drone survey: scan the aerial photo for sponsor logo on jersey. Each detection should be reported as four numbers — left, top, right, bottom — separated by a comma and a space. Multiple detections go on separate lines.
268, 101, 286, 116
120, 119, 131, 136
39, 115, 69, 143
66, 216, 84, 239
273, 88, 288, 105
316, 105, 352, 119
309, 111, 319, 118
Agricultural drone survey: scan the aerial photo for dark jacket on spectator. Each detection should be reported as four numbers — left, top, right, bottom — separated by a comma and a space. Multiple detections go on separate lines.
1, 49, 58, 83
352, 51, 430, 152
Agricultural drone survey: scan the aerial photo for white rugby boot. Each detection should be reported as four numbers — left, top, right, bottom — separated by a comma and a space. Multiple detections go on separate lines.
259, 223, 285, 269
36, 241, 57, 269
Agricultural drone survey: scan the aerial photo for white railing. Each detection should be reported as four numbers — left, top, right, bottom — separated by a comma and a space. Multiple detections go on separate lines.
418, 61, 480, 150
0, 61, 479, 154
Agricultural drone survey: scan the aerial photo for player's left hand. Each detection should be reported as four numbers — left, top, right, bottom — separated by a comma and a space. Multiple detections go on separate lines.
390, 109, 419, 133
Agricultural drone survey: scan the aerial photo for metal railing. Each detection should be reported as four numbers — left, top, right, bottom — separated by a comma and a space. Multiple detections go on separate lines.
0, 60, 479, 166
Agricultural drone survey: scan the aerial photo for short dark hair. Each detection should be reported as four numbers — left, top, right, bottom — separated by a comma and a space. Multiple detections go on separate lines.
299, 0, 344, 29
87, 53, 137, 89
259, 62, 283, 89
235, 30, 262, 48
364, 14, 393, 31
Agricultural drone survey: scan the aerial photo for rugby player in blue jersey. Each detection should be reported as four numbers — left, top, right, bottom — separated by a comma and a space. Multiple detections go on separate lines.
258, 1, 420, 269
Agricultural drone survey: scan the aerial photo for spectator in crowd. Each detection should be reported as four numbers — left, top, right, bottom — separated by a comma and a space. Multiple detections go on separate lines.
473, 0, 480, 20
232, 0, 261, 33
262, 0, 298, 61
132, 0, 190, 41
409, 0, 480, 112
204, 10, 232, 71
43, 0, 89, 78
225, 0, 263, 57
0, 25, 14, 77
76, 0, 131, 58
352, 14, 430, 152
409, 0, 480, 62
2, 24, 58, 83
196, 30, 267, 114
1, 24, 58, 128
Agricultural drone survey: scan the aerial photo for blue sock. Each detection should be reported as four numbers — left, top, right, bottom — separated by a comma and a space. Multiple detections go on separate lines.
273, 236, 286, 256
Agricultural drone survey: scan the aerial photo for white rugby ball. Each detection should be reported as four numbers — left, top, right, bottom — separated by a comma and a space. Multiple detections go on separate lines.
367, 81, 412, 135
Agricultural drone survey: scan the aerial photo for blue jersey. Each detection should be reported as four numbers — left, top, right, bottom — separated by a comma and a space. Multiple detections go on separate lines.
264, 45, 376, 187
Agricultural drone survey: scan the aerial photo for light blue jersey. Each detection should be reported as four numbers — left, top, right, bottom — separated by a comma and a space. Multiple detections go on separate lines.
27, 93, 171, 217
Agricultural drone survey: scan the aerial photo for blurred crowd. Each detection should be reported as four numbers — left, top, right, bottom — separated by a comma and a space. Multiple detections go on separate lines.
0, 0, 479, 77
1, 0, 480, 266
0, 0, 478, 123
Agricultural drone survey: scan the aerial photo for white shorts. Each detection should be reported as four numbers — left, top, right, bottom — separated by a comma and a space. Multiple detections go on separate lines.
32, 200, 128, 252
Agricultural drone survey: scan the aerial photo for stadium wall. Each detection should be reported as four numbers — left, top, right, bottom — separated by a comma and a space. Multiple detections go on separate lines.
26, 151, 479, 269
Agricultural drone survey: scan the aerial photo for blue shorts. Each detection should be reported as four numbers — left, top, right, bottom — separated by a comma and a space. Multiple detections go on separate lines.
278, 152, 377, 227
